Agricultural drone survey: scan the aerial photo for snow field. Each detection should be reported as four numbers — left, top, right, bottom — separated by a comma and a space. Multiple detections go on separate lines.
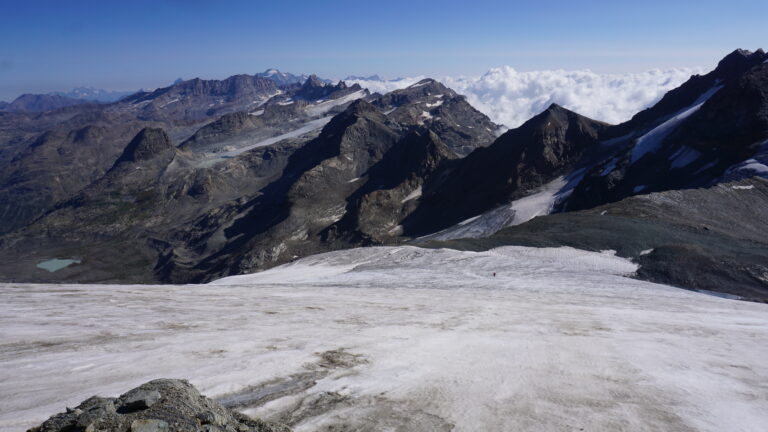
1, 246, 767, 431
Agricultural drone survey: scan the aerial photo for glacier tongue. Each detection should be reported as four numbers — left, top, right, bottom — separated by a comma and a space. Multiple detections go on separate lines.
2, 246, 768, 432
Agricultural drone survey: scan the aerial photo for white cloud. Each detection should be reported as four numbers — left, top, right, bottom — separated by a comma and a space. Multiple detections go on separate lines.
347, 66, 703, 128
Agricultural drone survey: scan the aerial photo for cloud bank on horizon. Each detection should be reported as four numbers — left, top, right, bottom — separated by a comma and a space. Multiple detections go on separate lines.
346, 66, 703, 128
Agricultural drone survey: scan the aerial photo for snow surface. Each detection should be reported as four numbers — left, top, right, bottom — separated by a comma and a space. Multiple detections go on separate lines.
2, 246, 768, 432
304, 90, 366, 117
732, 185, 755, 190
218, 116, 332, 158
630, 85, 722, 164
723, 139, 768, 181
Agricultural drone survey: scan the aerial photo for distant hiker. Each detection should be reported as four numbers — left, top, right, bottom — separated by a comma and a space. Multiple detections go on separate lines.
493, 272, 496, 277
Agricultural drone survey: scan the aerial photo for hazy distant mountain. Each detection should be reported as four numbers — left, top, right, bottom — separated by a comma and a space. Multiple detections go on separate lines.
50, 87, 136, 102
344, 74, 385, 81
1, 93, 95, 112
256, 68, 332, 86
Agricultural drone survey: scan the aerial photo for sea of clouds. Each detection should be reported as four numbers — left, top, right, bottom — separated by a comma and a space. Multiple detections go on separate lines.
345, 66, 703, 128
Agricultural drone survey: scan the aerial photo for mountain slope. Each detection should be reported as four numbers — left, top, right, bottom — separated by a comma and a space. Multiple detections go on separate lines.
566, 49, 768, 211
403, 103, 608, 235
0, 80, 497, 284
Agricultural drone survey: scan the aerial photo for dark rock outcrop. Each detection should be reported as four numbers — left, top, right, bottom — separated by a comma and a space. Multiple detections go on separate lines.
404, 103, 607, 235
112, 128, 175, 167
28, 379, 289, 432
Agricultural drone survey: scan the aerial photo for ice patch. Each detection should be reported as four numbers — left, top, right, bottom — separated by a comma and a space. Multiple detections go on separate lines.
630, 85, 722, 164
639, 248, 654, 256
401, 186, 422, 203
722, 140, 768, 181
420, 176, 568, 241
694, 160, 719, 175
158, 98, 179, 108
304, 90, 366, 117
218, 116, 332, 158
600, 158, 618, 176
669, 146, 702, 169
633, 185, 647, 193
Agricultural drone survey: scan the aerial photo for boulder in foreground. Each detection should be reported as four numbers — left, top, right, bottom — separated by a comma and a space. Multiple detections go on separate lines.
28, 379, 289, 432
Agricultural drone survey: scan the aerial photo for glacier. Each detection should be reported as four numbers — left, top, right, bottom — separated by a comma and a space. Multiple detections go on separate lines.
2, 246, 768, 431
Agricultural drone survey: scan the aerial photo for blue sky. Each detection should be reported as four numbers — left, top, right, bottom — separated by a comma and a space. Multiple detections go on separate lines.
0, 0, 766, 101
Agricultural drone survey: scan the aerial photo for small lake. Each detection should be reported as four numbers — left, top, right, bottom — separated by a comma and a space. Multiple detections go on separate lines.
36, 259, 81, 273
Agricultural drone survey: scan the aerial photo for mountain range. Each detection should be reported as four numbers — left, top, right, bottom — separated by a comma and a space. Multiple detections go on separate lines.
0, 49, 766, 302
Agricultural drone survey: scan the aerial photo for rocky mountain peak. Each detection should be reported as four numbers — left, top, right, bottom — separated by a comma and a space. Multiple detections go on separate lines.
345, 98, 378, 115
521, 103, 604, 139
714, 48, 768, 80
545, 102, 566, 112
373, 78, 456, 110
303, 74, 327, 89
112, 128, 174, 166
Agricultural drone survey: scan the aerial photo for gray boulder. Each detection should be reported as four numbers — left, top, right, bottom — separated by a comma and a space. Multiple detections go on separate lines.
28, 379, 289, 432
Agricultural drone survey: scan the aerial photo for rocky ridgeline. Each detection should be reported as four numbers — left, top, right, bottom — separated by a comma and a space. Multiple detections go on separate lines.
29, 379, 289, 432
